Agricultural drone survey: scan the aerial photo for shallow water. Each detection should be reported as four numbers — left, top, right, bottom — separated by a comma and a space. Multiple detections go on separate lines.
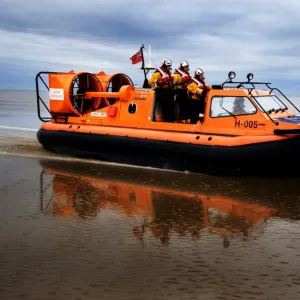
1, 90, 300, 299
1, 155, 300, 300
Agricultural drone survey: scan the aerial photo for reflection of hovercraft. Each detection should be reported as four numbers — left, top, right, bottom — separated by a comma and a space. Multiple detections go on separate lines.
39, 160, 277, 245
72, 180, 100, 219
207, 207, 267, 239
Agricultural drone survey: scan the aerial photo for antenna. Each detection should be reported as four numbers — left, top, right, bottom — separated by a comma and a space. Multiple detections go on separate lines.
148, 41, 152, 77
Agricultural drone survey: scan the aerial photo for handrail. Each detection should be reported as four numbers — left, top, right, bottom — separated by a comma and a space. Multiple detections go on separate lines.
35, 71, 65, 122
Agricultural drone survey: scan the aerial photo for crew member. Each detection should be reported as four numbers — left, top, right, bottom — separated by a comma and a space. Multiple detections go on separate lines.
148, 59, 174, 89
148, 59, 175, 122
173, 60, 191, 89
232, 97, 247, 115
173, 60, 191, 122
187, 68, 211, 124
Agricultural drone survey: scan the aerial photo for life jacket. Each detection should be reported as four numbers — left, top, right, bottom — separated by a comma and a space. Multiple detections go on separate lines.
191, 77, 206, 90
189, 77, 208, 100
174, 68, 191, 87
156, 67, 173, 88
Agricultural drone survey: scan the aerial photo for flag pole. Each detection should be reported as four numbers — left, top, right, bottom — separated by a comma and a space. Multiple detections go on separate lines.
140, 44, 146, 80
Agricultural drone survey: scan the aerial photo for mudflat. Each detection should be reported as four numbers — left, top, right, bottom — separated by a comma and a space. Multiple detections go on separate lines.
1, 150, 300, 300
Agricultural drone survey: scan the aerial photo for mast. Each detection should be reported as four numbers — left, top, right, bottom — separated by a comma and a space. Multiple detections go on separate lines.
140, 43, 155, 88
140, 44, 146, 79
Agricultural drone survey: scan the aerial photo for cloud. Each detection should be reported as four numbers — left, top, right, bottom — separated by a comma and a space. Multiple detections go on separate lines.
0, 0, 300, 96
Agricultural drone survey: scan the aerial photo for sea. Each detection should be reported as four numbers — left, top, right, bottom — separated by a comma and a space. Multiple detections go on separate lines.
0, 90, 300, 300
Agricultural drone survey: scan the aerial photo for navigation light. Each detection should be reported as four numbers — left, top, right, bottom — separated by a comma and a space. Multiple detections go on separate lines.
247, 73, 254, 81
228, 71, 236, 80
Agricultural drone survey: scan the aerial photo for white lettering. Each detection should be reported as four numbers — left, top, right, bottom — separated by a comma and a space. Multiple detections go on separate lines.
91, 112, 107, 117
49, 88, 64, 100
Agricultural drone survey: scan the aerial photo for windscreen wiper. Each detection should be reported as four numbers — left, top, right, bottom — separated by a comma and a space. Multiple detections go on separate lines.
220, 105, 237, 119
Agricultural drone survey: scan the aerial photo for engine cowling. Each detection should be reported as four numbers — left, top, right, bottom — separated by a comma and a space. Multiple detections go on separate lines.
95, 72, 134, 105
49, 72, 103, 116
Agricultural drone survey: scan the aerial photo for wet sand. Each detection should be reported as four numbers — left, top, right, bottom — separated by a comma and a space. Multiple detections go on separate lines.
1, 135, 300, 300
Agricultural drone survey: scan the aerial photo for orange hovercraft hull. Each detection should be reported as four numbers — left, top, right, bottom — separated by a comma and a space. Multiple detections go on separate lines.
36, 70, 300, 176
37, 121, 300, 176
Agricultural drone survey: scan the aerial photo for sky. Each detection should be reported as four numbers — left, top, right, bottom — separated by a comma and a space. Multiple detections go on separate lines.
1, 0, 300, 95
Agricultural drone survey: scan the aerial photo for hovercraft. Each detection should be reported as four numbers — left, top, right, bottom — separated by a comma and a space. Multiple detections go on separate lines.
35, 52, 300, 175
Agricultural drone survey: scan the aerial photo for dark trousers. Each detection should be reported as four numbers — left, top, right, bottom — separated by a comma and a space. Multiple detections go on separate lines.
189, 99, 204, 124
175, 89, 189, 120
155, 89, 175, 122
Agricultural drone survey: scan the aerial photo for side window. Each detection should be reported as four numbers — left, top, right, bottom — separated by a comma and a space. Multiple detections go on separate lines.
128, 102, 137, 114
210, 96, 257, 117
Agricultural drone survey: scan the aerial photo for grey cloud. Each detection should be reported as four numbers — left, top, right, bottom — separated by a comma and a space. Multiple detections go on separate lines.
1, 0, 298, 57
1, 0, 300, 94
0, 0, 241, 48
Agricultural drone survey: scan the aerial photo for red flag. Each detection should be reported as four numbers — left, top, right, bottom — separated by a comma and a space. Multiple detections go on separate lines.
130, 50, 143, 64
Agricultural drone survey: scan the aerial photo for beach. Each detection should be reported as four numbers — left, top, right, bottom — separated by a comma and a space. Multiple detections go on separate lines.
1, 90, 300, 300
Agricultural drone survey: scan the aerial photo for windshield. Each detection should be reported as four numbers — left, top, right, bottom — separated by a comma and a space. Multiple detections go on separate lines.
210, 96, 257, 118
251, 95, 287, 112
